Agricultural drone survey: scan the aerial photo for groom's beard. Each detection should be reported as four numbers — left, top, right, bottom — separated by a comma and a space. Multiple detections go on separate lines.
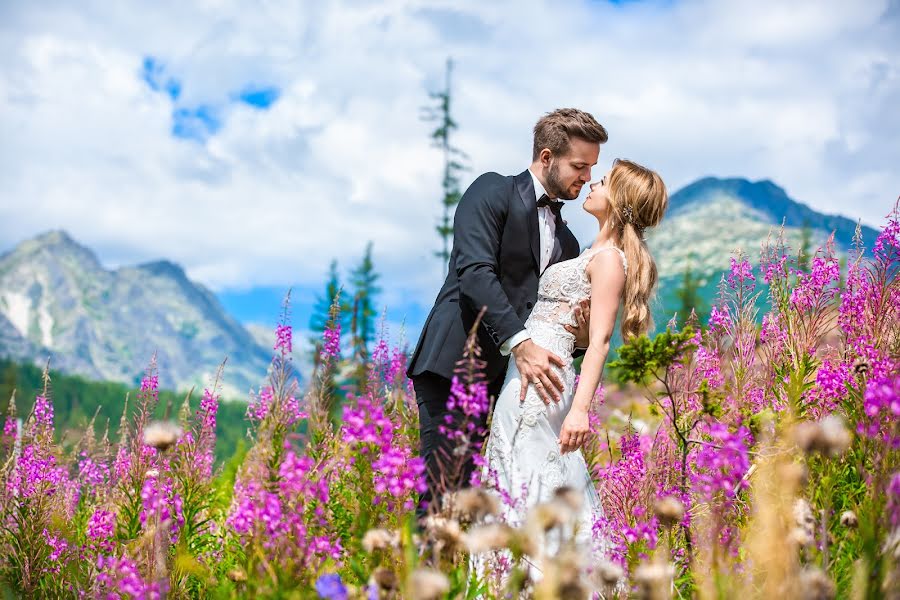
545, 161, 577, 200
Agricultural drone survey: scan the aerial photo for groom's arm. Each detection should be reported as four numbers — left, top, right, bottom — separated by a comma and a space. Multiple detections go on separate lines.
454, 173, 525, 348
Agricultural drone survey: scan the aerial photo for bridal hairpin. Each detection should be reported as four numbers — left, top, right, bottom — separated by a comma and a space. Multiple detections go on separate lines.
622, 204, 647, 237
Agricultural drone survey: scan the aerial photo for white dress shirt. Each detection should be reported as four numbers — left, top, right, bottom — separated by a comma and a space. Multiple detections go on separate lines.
499, 168, 556, 356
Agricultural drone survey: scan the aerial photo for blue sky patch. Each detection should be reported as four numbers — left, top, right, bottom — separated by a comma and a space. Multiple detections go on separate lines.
235, 85, 281, 109
172, 105, 222, 141
141, 56, 181, 100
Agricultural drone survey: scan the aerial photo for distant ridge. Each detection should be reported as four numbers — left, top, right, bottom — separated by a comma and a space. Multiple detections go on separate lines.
0, 230, 271, 396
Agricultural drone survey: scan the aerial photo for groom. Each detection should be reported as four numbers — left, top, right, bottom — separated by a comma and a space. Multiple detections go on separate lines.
407, 108, 608, 515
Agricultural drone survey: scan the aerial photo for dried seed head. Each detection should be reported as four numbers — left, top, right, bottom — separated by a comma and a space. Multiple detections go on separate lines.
362, 528, 396, 553
792, 421, 821, 454
818, 415, 851, 456
142, 421, 183, 451
408, 568, 450, 600
448, 487, 500, 522
788, 527, 814, 547
423, 516, 464, 551
464, 523, 514, 554
633, 563, 675, 599
798, 567, 836, 600
789, 498, 817, 547
369, 567, 398, 591
553, 486, 584, 513
839, 510, 858, 529
526, 499, 574, 533
653, 496, 685, 528
777, 462, 809, 490
792, 416, 851, 457
592, 561, 624, 588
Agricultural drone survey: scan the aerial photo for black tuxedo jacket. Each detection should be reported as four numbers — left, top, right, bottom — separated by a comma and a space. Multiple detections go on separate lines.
408, 170, 581, 383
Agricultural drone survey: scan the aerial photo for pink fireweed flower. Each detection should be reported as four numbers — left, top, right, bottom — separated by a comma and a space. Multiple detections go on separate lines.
32, 395, 53, 431
7, 443, 68, 498
804, 360, 852, 420
97, 554, 163, 599
282, 395, 307, 426
321, 321, 342, 360
708, 305, 732, 334
762, 253, 788, 284
274, 323, 293, 354
858, 367, 900, 448
86, 509, 117, 554
199, 387, 219, 431
691, 423, 752, 502
727, 257, 756, 290
42, 528, 69, 574
693, 330, 724, 389
888, 472, 900, 530
760, 312, 787, 355
140, 476, 185, 543
790, 253, 841, 313
439, 376, 490, 444
78, 453, 110, 489
372, 446, 427, 510
873, 206, 900, 262
246, 386, 274, 422
341, 394, 395, 451
3, 413, 17, 441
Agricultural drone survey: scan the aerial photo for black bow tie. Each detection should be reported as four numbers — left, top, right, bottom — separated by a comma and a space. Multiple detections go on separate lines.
536, 194, 564, 215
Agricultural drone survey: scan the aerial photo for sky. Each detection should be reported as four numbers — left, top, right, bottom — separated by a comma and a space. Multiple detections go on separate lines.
1, 0, 898, 343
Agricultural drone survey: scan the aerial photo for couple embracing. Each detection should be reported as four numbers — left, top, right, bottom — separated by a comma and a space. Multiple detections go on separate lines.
407, 108, 668, 563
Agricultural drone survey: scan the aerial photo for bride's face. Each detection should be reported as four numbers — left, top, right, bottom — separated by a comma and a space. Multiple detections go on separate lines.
583, 168, 613, 217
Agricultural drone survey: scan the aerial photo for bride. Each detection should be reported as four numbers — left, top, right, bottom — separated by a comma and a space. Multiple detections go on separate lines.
480, 158, 668, 576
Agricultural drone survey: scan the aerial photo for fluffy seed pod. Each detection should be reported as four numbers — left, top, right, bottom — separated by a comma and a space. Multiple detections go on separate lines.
142, 421, 183, 451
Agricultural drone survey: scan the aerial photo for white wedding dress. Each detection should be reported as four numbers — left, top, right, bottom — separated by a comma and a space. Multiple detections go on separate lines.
478, 245, 626, 578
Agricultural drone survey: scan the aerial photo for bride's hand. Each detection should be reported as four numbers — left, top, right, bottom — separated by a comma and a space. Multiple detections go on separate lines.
559, 408, 590, 454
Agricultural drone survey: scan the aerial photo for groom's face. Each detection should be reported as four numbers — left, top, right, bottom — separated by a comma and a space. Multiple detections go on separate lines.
543, 137, 600, 200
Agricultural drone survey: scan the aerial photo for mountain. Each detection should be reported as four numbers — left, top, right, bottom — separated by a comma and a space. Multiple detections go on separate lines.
0, 231, 271, 397
644, 177, 880, 323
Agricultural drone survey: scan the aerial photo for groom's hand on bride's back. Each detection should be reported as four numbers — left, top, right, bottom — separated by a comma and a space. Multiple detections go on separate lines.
511, 340, 565, 405
564, 298, 591, 349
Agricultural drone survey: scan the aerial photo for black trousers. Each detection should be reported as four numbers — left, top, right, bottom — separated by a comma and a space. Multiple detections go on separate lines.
412, 371, 505, 518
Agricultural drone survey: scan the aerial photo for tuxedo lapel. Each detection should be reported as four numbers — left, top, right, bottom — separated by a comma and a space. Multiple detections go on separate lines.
515, 170, 541, 271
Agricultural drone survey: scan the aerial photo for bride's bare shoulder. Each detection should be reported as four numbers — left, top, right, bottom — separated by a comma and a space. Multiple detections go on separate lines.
585, 248, 626, 288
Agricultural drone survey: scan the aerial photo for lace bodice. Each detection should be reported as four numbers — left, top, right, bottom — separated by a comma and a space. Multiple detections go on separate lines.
527, 245, 627, 333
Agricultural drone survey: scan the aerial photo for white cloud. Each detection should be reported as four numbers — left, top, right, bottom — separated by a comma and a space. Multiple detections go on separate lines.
0, 0, 897, 315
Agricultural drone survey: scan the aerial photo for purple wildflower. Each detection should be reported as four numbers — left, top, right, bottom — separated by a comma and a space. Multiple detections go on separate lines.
372, 446, 427, 510
691, 423, 751, 502
727, 256, 756, 290
275, 323, 293, 355
321, 321, 342, 361
315, 574, 348, 600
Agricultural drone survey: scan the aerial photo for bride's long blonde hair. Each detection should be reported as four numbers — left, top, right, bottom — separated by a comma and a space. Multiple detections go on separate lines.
606, 159, 668, 340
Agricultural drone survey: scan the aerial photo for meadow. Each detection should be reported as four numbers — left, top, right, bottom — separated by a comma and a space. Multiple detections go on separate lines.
0, 203, 898, 599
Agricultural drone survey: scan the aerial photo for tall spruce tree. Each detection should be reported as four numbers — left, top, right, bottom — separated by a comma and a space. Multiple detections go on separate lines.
350, 242, 380, 362
798, 221, 813, 271
674, 257, 706, 325
422, 58, 467, 271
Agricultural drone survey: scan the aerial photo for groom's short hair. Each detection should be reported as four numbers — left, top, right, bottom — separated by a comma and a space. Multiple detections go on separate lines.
532, 108, 608, 160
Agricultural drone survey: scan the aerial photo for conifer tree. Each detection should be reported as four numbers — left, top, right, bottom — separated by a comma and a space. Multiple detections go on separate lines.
422, 58, 467, 271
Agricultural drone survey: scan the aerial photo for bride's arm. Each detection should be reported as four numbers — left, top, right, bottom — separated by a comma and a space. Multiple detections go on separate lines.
558, 251, 625, 454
